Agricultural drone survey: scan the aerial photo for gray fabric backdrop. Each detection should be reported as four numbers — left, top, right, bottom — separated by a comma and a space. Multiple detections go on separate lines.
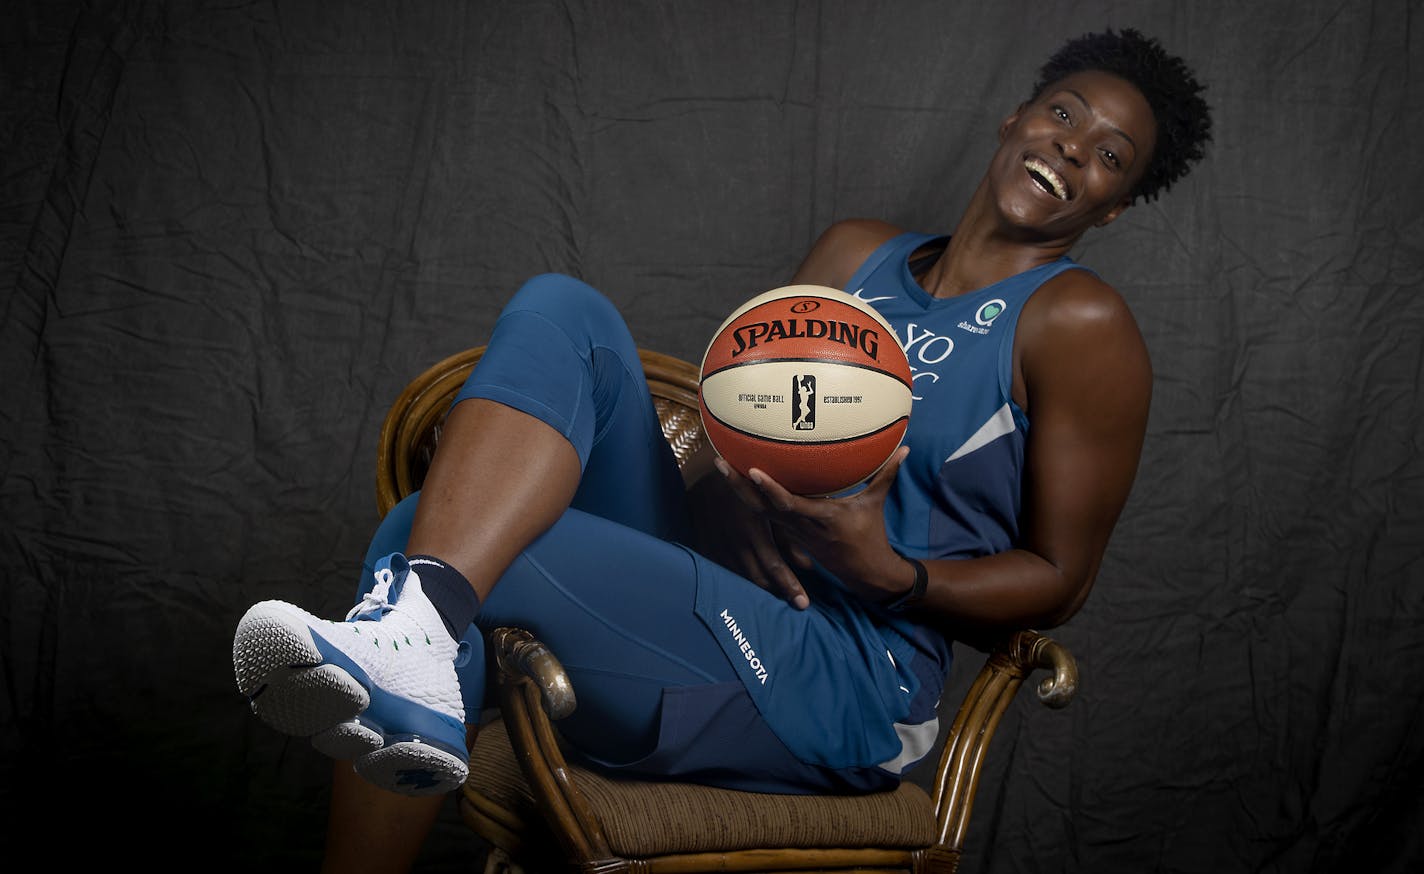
2, 0, 1420, 869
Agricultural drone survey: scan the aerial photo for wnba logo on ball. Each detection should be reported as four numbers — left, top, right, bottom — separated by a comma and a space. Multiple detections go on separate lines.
792, 374, 816, 430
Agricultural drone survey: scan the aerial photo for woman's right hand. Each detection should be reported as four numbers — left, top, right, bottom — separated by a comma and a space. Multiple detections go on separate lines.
685, 456, 811, 609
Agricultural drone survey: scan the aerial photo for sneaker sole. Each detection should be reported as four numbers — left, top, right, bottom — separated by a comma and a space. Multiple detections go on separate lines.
355, 741, 469, 796
234, 601, 371, 736
233, 599, 470, 796
311, 718, 385, 760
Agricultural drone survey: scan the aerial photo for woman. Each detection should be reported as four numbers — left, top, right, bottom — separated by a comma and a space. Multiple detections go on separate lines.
233, 27, 1210, 869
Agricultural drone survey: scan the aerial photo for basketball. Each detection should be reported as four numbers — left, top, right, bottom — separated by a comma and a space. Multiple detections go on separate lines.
698, 285, 913, 496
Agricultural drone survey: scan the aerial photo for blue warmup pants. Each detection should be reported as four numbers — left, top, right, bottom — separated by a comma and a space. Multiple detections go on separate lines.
358, 274, 905, 794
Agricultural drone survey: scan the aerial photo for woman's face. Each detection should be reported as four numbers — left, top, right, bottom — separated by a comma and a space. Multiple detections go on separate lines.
987, 69, 1158, 240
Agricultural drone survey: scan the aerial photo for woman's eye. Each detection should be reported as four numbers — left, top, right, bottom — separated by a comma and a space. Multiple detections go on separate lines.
1052, 105, 1070, 121
1102, 148, 1120, 168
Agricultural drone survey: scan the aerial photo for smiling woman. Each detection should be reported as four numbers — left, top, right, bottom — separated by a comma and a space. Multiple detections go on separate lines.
1032, 28, 1213, 205
987, 69, 1159, 239
228, 26, 1213, 873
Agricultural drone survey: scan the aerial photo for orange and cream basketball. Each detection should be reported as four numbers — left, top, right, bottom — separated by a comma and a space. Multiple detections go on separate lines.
698, 285, 913, 496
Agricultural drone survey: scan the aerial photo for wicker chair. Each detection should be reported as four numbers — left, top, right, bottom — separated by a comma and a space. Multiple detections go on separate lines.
375, 346, 1080, 874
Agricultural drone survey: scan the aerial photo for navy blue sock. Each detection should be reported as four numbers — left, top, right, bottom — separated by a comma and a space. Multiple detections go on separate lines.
407, 554, 480, 640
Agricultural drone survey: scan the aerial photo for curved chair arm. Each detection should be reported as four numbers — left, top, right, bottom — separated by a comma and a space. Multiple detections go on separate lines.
489, 627, 615, 866
930, 630, 1079, 851
492, 627, 578, 720
1014, 629, 1078, 709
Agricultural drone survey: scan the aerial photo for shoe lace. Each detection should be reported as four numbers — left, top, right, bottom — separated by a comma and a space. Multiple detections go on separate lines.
343, 560, 470, 668
345, 566, 396, 622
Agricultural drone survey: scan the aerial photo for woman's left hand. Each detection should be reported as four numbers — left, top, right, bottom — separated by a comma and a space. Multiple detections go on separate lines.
717, 445, 915, 604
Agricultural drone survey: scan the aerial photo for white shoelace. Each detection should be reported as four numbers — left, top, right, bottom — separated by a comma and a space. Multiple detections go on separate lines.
341, 563, 472, 669
345, 567, 395, 622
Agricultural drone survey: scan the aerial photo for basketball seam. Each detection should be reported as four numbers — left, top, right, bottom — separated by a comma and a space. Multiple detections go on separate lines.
699, 408, 910, 447
725, 291, 900, 336
700, 357, 914, 390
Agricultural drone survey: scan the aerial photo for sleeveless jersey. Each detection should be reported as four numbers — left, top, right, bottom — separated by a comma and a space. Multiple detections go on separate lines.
844, 232, 1088, 560
696, 232, 1089, 778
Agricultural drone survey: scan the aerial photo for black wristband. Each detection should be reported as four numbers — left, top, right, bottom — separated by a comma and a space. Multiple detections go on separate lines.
882, 551, 928, 612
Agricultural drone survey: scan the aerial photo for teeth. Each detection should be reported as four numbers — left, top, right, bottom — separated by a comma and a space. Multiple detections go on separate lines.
1024, 158, 1067, 200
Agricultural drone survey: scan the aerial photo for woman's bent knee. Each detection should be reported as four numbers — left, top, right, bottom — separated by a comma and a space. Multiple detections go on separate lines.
505, 273, 631, 347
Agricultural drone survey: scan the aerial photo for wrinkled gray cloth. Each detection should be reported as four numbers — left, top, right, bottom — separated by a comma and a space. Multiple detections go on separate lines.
2, 1, 1420, 870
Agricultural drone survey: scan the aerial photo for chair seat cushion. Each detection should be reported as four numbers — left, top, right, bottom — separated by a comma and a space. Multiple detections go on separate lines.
465, 718, 937, 857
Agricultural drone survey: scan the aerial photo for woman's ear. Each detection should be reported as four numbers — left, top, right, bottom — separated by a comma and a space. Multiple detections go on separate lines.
1095, 196, 1134, 228
999, 102, 1028, 142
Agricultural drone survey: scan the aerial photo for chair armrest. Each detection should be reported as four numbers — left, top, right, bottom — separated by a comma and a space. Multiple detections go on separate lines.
489, 626, 615, 864
491, 627, 577, 720
930, 629, 1079, 850
1009, 628, 1078, 709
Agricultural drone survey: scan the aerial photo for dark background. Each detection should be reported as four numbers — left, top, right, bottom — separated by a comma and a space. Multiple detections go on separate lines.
3, 0, 1421, 870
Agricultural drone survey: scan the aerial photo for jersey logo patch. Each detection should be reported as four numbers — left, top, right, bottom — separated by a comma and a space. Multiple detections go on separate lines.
976, 299, 1006, 326
957, 298, 1008, 336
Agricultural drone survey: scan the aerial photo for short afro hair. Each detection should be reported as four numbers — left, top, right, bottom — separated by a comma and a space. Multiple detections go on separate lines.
1032, 28, 1212, 203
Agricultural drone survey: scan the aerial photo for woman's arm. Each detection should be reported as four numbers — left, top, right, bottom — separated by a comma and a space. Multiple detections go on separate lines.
914, 272, 1153, 630
734, 270, 1151, 632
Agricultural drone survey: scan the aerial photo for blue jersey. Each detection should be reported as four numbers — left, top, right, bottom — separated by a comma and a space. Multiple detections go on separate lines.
715, 232, 1090, 777
844, 233, 1088, 560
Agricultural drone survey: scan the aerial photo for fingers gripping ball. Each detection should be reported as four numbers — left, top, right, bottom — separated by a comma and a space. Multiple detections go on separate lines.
699, 285, 912, 496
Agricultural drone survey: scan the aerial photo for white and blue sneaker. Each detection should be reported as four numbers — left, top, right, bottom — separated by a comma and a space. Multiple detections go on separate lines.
233, 553, 471, 796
